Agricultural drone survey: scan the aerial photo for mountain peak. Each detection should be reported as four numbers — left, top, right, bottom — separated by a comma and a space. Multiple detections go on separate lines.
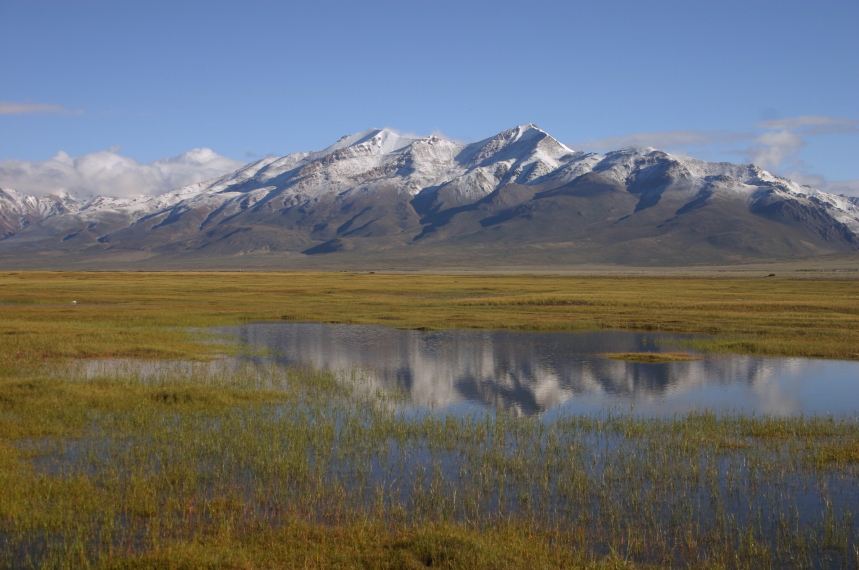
499, 123, 545, 141
310, 128, 418, 161
462, 123, 574, 167
511, 123, 541, 133
514, 124, 575, 154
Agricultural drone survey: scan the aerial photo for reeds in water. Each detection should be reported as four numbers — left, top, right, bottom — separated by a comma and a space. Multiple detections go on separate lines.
2, 358, 857, 568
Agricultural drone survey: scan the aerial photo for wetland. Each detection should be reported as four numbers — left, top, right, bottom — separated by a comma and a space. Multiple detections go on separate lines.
1, 271, 859, 569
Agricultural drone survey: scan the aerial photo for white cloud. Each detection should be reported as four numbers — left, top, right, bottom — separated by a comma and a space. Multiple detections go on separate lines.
0, 100, 81, 115
756, 115, 859, 133
744, 130, 806, 171
574, 129, 744, 152
744, 116, 859, 173
0, 147, 246, 198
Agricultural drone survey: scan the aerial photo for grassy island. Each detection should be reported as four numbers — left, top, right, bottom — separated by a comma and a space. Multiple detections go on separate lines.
604, 352, 702, 363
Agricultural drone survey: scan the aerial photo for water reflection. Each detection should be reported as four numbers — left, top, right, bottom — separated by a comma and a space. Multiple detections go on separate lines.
218, 322, 859, 417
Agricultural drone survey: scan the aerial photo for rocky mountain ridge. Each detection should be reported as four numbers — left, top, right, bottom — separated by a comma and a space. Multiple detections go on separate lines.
2, 124, 858, 266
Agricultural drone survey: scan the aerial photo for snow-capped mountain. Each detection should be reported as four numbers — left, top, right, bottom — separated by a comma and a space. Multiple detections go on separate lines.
2, 124, 858, 266
0, 188, 78, 235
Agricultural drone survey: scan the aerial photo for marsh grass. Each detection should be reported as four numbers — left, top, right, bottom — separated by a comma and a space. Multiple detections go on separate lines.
1, 357, 858, 569
2, 271, 859, 568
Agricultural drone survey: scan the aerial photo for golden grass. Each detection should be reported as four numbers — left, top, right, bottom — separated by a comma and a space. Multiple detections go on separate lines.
1, 271, 859, 367
3, 271, 859, 568
812, 442, 859, 466
98, 522, 640, 570
2, 365, 858, 568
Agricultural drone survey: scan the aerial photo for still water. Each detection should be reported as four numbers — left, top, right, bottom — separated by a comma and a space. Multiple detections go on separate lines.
219, 322, 859, 417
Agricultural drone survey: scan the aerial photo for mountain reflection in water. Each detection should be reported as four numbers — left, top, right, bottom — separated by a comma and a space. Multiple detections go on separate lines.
221, 322, 859, 417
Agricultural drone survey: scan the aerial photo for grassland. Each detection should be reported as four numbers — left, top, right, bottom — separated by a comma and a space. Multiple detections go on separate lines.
1, 271, 859, 568
2, 270, 859, 366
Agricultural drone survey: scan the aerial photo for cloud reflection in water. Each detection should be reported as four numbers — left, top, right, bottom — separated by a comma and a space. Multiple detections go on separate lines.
224, 323, 859, 417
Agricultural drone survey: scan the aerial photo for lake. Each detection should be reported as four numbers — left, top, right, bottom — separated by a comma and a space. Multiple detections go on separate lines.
216, 322, 859, 417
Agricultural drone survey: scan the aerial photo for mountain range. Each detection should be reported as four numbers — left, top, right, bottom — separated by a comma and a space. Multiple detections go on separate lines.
2, 124, 859, 268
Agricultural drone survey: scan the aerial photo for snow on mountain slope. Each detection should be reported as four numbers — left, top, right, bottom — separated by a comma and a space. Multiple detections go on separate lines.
1, 124, 858, 257
190, 124, 582, 203
0, 188, 79, 235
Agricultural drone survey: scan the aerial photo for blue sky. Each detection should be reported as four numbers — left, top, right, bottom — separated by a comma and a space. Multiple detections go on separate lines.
1, 0, 857, 196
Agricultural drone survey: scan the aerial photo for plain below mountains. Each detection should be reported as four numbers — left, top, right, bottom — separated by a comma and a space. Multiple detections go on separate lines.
2, 124, 859, 268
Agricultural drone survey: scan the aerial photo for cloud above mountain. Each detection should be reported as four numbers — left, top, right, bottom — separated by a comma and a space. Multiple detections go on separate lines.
744, 116, 858, 173
572, 129, 745, 152
0, 147, 246, 198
